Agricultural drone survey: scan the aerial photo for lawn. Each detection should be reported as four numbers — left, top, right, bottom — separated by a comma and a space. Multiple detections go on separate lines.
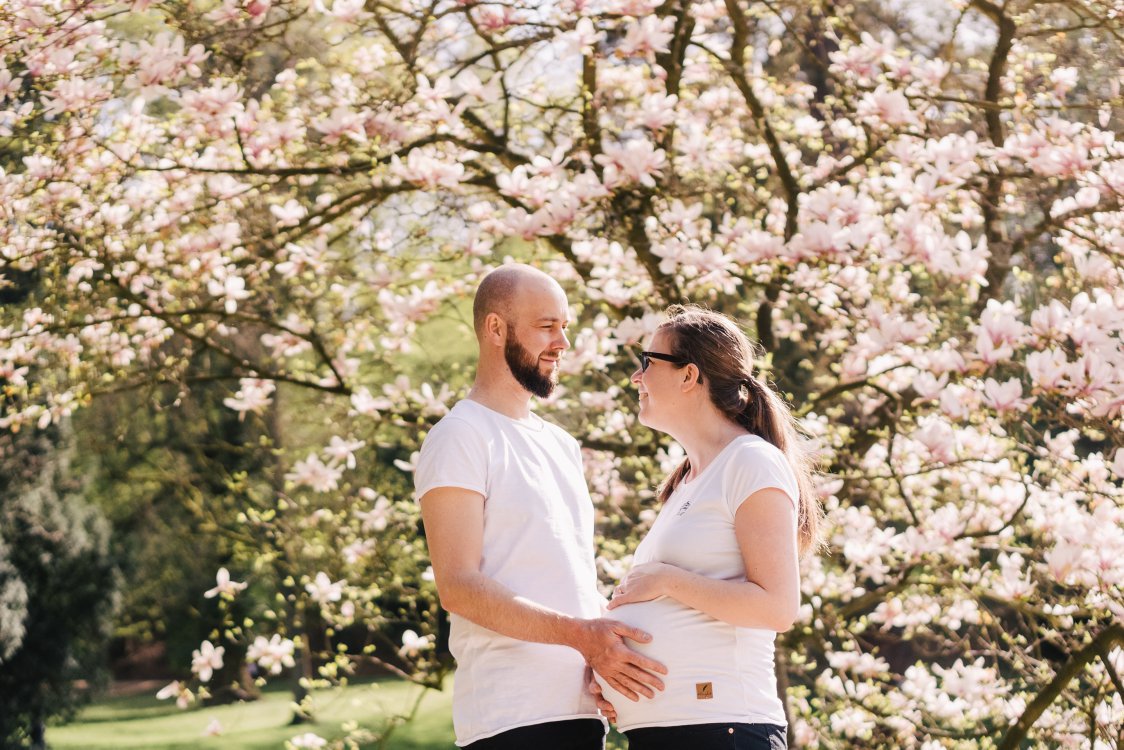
47, 678, 456, 749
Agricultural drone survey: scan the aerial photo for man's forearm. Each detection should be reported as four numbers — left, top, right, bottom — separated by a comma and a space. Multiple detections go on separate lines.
438, 569, 587, 649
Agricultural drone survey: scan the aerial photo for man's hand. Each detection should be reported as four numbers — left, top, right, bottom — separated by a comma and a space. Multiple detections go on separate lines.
571, 619, 666, 701
586, 666, 617, 723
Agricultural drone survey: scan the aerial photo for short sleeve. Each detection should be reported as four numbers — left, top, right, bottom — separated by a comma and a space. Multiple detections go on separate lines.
413, 416, 490, 501
722, 440, 799, 517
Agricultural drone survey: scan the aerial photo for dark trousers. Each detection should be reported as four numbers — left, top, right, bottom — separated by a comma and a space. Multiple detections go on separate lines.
625, 722, 786, 750
466, 718, 607, 750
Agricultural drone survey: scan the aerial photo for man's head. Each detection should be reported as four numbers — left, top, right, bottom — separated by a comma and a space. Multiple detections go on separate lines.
473, 264, 570, 398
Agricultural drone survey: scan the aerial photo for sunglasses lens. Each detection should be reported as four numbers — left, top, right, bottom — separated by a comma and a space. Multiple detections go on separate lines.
640, 353, 650, 371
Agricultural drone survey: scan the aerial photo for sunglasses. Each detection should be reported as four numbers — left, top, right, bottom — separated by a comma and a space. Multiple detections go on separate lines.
639, 350, 690, 371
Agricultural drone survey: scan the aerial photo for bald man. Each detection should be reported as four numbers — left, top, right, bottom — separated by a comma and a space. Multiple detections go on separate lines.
415, 265, 666, 749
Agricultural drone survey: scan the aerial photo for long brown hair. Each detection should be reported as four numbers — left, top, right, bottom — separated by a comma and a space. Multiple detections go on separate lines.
654, 305, 821, 557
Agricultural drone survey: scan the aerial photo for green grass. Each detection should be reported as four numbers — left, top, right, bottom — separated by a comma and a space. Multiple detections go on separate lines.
47, 679, 455, 749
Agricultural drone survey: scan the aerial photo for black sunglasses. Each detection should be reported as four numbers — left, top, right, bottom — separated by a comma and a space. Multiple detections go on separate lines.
639, 350, 690, 372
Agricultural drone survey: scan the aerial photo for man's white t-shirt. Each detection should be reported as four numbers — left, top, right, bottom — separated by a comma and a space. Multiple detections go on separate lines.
414, 399, 605, 746
595, 434, 798, 731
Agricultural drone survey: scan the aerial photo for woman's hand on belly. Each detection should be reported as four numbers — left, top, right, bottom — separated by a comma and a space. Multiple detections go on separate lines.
607, 562, 681, 609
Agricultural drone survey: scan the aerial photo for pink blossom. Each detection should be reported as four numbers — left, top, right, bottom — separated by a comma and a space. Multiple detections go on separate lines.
596, 139, 667, 188
398, 629, 434, 657
617, 16, 674, 59
561, 17, 604, 56
313, 106, 368, 145
41, 76, 110, 116
982, 378, 1032, 413
857, 85, 915, 127
270, 199, 307, 227
391, 150, 466, 189
324, 435, 365, 469
312, 0, 371, 21
635, 93, 678, 132
305, 572, 343, 606
155, 680, 194, 709
207, 273, 250, 314
203, 567, 247, 598
913, 372, 948, 400
1112, 450, 1124, 480
190, 640, 224, 682
286, 453, 344, 492
0, 68, 23, 103
350, 387, 392, 416
244, 0, 272, 23
247, 634, 295, 674
1026, 348, 1068, 390
911, 416, 957, 464
180, 81, 243, 121
355, 495, 392, 532
223, 378, 275, 419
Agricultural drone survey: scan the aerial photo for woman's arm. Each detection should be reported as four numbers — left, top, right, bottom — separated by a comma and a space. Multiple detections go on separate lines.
607, 487, 801, 632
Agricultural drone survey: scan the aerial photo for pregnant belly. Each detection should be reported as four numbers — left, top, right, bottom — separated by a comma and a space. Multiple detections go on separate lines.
594, 597, 740, 729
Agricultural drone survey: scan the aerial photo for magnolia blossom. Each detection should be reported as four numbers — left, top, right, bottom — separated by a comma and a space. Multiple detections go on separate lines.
305, 572, 343, 606
190, 640, 224, 683
617, 16, 675, 59
596, 139, 667, 188
398, 629, 434, 658
203, 567, 247, 599
288, 734, 328, 749
222, 379, 276, 419
247, 634, 296, 675
982, 378, 1032, 413
155, 680, 194, 709
285, 453, 344, 492
911, 416, 957, 464
323, 436, 365, 469
355, 495, 392, 532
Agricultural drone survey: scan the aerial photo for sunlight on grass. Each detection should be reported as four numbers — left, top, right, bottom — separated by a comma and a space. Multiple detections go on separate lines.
48, 679, 454, 749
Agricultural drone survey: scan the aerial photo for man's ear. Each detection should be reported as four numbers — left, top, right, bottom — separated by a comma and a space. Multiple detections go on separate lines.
483, 312, 507, 347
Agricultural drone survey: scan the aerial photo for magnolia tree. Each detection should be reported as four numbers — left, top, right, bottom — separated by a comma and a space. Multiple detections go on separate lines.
3, 0, 1124, 746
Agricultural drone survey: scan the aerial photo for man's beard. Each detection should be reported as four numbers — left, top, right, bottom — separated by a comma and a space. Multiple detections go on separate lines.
505, 335, 556, 398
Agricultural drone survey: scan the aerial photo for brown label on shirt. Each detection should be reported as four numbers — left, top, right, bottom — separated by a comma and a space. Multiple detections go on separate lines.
696, 682, 713, 699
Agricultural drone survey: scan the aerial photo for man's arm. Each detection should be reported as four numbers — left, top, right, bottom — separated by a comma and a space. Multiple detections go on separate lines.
420, 485, 667, 700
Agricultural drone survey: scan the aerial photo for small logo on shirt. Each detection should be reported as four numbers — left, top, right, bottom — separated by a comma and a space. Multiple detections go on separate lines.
676, 500, 692, 516
696, 682, 713, 699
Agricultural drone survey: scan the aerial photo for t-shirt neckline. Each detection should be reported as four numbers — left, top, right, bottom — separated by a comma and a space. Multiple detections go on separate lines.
680, 433, 760, 489
461, 397, 546, 431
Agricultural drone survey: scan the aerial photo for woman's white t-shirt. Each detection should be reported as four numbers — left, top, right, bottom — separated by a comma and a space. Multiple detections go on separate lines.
414, 399, 605, 746
596, 434, 799, 731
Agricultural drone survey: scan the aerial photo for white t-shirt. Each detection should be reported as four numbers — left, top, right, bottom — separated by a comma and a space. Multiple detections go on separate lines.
414, 399, 605, 746
596, 434, 798, 731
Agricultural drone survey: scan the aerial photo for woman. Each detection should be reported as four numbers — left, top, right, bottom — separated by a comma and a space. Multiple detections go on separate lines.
592, 305, 820, 749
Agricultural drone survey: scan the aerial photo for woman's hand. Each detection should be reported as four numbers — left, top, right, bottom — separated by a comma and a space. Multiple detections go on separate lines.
607, 562, 680, 609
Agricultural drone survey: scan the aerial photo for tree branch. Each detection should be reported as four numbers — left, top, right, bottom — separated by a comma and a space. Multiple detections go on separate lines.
996, 623, 1124, 750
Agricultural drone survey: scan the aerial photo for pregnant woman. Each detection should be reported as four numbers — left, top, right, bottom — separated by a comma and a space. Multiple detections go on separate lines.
593, 305, 820, 749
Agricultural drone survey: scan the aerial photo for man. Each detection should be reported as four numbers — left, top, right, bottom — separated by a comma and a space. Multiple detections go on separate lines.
414, 264, 666, 749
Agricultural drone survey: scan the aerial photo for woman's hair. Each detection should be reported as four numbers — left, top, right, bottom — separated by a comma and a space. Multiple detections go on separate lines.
654, 304, 822, 557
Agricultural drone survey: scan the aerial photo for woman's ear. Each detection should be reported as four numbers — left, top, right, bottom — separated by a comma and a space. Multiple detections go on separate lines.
681, 363, 704, 391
